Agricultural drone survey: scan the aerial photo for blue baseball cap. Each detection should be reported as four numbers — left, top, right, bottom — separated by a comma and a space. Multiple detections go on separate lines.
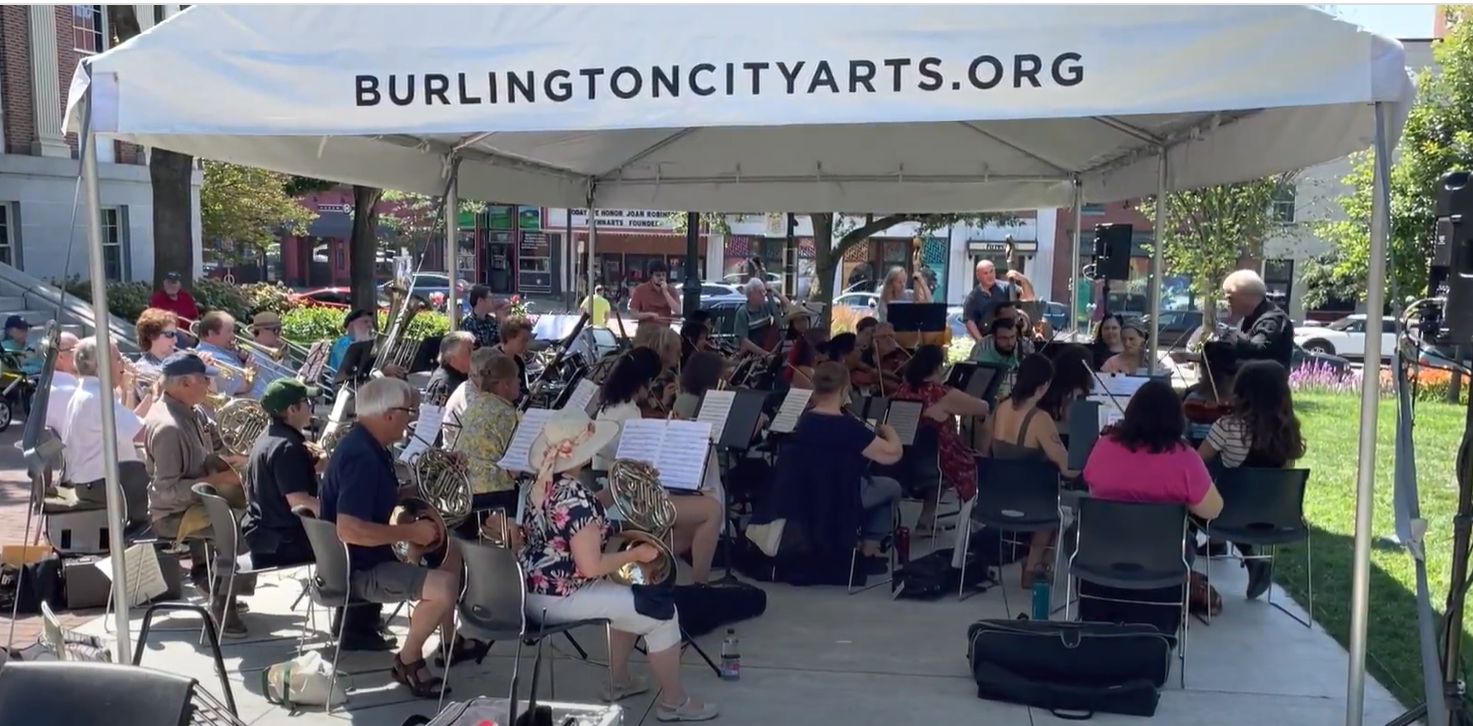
4, 315, 29, 331
160, 352, 210, 377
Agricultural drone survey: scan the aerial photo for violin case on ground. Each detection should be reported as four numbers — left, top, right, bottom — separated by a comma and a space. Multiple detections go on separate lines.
967, 620, 1171, 718
674, 578, 767, 637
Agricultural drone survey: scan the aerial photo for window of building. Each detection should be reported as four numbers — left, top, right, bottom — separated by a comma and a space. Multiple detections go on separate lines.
100, 207, 127, 281
1082, 203, 1107, 216
1263, 258, 1294, 309
153, 5, 166, 24
1271, 184, 1296, 224
0, 204, 14, 267
73, 5, 106, 54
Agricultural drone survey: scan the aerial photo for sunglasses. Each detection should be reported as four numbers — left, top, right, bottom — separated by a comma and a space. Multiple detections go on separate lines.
161, 330, 178, 338
255, 326, 281, 334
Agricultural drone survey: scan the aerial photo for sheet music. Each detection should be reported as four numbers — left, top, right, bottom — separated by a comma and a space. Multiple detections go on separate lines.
1092, 373, 1151, 398
497, 408, 555, 473
614, 419, 711, 491
885, 400, 924, 446
697, 390, 736, 442
398, 404, 444, 462
95, 543, 166, 608
769, 388, 814, 433
563, 379, 599, 416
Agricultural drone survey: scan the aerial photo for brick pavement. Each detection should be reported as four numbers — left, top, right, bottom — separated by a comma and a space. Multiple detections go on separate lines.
0, 426, 98, 651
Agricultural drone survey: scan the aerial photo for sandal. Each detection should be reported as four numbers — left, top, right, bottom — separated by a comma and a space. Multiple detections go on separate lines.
434, 636, 490, 669
391, 656, 448, 699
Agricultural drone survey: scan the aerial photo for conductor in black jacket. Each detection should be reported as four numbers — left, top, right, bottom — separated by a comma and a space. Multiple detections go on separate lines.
1215, 269, 1294, 372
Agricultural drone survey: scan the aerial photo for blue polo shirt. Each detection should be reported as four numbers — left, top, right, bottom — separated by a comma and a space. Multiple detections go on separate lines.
319, 425, 398, 570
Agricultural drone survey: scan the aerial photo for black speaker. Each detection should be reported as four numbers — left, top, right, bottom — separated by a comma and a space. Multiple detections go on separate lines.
1434, 171, 1473, 343
1092, 223, 1133, 281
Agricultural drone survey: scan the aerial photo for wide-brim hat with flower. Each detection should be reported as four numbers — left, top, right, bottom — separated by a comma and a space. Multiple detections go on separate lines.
529, 409, 621, 477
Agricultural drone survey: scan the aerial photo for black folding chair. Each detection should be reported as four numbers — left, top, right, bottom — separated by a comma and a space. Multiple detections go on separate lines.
1203, 467, 1312, 627
0, 660, 244, 726
192, 483, 306, 632
296, 510, 377, 714
900, 424, 949, 536
443, 539, 612, 709
1067, 497, 1191, 687
958, 458, 1062, 607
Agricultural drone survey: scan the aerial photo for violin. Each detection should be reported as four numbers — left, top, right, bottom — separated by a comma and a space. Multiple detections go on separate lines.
1183, 394, 1233, 425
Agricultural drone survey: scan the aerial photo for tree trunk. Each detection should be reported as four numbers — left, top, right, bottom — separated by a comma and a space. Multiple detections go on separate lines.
150, 149, 195, 288
350, 185, 383, 312
810, 213, 835, 328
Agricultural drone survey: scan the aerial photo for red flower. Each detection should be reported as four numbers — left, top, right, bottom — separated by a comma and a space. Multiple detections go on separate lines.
510, 295, 521, 304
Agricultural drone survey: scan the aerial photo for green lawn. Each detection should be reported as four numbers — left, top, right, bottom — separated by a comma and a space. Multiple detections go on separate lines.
1275, 391, 1466, 706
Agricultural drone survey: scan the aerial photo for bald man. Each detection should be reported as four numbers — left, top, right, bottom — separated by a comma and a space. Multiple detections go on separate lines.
44, 331, 81, 436
1215, 269, 1293, 372
963, 261, 1033, 355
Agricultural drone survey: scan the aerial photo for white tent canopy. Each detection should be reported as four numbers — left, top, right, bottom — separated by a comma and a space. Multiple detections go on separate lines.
66, 4, 1412, 212
62, 6, 1416, 724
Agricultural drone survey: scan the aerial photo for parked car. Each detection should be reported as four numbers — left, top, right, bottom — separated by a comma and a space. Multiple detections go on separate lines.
379, 273, 470, 311
1132, 310, 1204, 350
1294, 314, 1398, 361
1292, 342, 1351, 375
678, 281, 745, 307
289, 287, 353, 308
721, 271, 785, 294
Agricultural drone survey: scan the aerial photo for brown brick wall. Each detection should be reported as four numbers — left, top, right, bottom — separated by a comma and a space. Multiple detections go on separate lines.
55, 4, 78, 156
1, 5, 34, 155
1050, 199, 1153, 301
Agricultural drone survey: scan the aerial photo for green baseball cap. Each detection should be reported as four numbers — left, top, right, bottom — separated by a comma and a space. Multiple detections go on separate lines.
260, 378, 318, 415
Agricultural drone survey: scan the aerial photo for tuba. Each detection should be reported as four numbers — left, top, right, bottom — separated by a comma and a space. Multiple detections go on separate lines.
374, 258, 428, 374
411, 447, 472, 530
606, 459, 677, 587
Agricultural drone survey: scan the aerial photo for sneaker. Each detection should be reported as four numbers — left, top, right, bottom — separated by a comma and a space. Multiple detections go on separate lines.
600, 674, 651, 703
1245, 560, 1273, 600
656, 698, 719, 722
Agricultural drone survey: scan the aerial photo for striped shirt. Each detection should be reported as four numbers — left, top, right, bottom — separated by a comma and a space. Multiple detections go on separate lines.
1205, 415, 1253, 469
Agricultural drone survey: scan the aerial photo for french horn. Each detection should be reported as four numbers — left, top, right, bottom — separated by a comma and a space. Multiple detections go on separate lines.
606, 459, 677, 587
411, 447, 472, 530
390, 497, 449, 566
214, 397, 271, 457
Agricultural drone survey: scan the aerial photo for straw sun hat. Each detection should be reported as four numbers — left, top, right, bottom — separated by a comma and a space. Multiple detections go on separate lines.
529, 409, 620, 476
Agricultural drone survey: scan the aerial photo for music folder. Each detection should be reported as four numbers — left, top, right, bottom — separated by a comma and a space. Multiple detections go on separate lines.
700, 389, 766, 450
948, 361, 1004, 404
497, 408, 556, 473
561, 378, 600, 417
332, 340, 375, 385
885, 302, 948, 333
613, 419, 712, 491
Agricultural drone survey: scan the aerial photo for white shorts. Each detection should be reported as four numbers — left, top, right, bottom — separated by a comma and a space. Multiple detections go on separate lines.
526, 579, 682, 652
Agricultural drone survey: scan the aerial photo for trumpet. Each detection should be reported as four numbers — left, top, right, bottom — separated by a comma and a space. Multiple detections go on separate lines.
235, 334, 289, 363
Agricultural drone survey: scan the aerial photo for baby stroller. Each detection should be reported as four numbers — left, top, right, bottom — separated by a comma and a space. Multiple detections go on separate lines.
0, 350, 37, 432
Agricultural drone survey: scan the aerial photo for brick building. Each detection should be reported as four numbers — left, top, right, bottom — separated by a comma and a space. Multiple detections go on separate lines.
0, 5, 201, 283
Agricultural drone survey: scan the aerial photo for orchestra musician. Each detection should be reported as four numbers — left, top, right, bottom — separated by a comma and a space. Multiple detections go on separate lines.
1101, 320, 1150, 375
633, 327, 681, 415
849, 318, 883, 390
424, 331, 473, 407
328, 309, 377, 376
679, 319, 711, 366
734, 278, 788, 357
241, 379, 323, 571
487, 409, 719, 721
970, 316, 1025, 400
894, 345, 990, 535
318, 377, 462, 699
628, 261, 682, 334
1214, 269, 1294, 373
450, 350, 522, 521
1089, 314, 1126, 370
244, 312, 294, 400
1037, 343, 1097, 427
595, 352, 665, 471
142, 352, 249, 636
194, 311, 254, 397
487, 316, 532, 401
783, 327, 831, 390
62, 337, 153, 530
134, 307, 181, 391
868, 322, 908, 393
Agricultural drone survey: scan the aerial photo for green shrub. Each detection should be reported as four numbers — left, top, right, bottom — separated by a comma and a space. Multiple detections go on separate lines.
242, 281, 293, 316
55, 275, 153, 323
281, 306, 450, 345
193, 278, 252, 320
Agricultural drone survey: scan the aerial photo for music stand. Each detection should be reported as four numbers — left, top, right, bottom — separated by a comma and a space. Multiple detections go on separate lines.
332, 340, 375, 386
948, 361, 1004, 405
715, 389, 768, 451
408, 337, 441, 374
886, 302, 948, 336
1066, 399, 1102, 471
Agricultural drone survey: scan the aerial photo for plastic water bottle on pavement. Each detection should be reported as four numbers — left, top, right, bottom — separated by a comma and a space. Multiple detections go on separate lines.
719, 628, 741, 681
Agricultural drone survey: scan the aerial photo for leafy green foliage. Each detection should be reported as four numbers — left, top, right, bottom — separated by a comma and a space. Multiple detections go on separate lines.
1308, 16, 1473, 305
192, 278, 253, 321
58, 276, 153, 324
241, 282, 294, 316
379, 191, 487, 253
667, 212, 737, 235
280, 306, 451, 345
200, 161, 316, 264
1137, 175, 1291, 326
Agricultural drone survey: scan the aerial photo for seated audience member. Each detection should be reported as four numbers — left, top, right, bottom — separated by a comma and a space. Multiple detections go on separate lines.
1037, 343, 1096, 426
3, 316, 41, 376
451, 350, 522, 518
424, 331, 473, 407
970, 317, 1025, 399
1090, 314, 1126, 370
1197, 360, 1305, 599
491, 410, 717, 721
319, 377, 462, 698
143, 352, 248, 635
1101, 320, 1150, 375
241, 379, 321, 569
44, 332, 81, 437
894, 346, 990, 532
150, 271, 199, 323
990, 354, 1078, 587
1081, 378, 1225, 625
62, 337, 153, 527
771, 362, 904, 573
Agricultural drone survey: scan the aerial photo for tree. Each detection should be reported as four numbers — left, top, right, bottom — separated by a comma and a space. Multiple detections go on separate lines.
348, 186, 383, 312
107, 6, 194, 289
1136, 174, 1295, 329
1307, 8, 1473, 307
807, 212, 1015, 326
199, 161, 316, 273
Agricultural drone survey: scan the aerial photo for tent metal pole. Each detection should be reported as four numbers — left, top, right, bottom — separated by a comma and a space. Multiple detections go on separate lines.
1148, 152, 1167, 374
81, 92, 133, 665
1346, 101, 1392, 726
1070, 179, 1083, 334
444, 161, 459, 326
585, 185, 597, 314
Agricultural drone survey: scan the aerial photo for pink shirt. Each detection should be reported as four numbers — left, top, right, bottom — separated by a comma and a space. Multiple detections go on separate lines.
1083, 436, 1212, 507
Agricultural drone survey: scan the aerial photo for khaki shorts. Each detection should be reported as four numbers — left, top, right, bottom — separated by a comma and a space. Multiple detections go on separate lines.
350, 561, 429, 604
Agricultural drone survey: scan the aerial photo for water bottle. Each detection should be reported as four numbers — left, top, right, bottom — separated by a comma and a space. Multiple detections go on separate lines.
895, 526, 911, 565
719, 629, 741, 681
1031, 578, 1051, 621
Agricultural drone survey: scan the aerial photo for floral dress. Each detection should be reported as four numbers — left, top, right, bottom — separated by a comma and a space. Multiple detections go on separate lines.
895, 380, 978, 501
520, 475, 610, 597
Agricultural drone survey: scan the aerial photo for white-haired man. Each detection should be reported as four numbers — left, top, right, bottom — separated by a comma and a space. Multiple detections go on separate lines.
44, 331, 81, 437
733, 277, 789, 357
1216, 269, 1294, 372
318, 377, 461, 698
424, 331, 473, 407
61, 336, 153, 528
